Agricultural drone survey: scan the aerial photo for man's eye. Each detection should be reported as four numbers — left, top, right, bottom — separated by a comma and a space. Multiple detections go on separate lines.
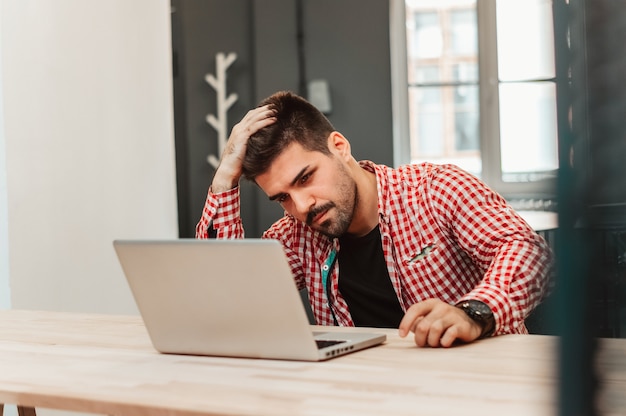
300, 173, 310, 184
277, 194, 289, 203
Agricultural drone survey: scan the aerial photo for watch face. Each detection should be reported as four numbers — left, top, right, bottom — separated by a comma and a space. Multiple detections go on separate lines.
469, 300, 491, 316
458, 300, 495, 338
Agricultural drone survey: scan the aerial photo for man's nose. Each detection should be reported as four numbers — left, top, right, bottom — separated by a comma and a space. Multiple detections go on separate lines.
291, 191, 314, 217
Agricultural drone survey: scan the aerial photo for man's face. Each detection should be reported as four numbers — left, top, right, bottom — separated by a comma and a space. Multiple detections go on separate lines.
255, 140, 357, 238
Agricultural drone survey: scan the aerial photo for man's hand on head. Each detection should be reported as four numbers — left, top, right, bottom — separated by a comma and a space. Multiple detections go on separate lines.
211, 105, 276, 193
398, 299, 483, 348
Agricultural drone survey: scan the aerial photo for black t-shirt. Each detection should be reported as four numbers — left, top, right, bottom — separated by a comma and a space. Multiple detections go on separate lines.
338, 225, 404, 328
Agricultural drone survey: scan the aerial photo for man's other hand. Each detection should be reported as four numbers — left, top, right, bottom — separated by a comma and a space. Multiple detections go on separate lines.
398, 299, 482, 347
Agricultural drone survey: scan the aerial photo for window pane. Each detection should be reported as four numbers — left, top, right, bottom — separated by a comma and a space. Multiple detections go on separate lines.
405, 0, 480, 177
410, 85, 481, 176
451, 9, 477, 56
409, 87, 444, 157
499, 82, 558, 182
496, 0, 555, 81
453, 62, 478, 83
416, 66, 440, 84
409, 12, 442, 60
454, 85, 479, 151
453, 65, 479, 151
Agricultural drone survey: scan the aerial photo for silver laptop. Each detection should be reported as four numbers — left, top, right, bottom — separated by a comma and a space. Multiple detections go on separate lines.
113, 239, 386, 361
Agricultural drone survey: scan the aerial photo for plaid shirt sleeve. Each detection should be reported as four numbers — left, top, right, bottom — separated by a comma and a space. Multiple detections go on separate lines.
262, 216, 309, 292
427, 164, 554, 335
195, 186, 244, 239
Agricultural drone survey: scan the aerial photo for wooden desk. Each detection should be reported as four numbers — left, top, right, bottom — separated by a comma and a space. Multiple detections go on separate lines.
0, 310, 624, 416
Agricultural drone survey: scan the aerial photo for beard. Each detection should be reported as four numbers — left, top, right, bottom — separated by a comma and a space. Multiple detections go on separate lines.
305, 161, 358, 239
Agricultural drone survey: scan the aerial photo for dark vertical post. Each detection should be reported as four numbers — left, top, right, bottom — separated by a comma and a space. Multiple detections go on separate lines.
170, 0, 192, 237
553, 0, 597, 415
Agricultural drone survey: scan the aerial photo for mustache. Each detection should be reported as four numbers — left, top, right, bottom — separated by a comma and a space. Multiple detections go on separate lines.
306, 202, 335, 226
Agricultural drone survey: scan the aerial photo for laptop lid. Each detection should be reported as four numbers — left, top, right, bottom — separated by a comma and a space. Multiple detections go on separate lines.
113, 239, 385, 361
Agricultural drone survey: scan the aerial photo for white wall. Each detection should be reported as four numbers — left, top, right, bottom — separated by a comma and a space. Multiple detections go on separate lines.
0, 0, 178, 314
0, 0, 9, 309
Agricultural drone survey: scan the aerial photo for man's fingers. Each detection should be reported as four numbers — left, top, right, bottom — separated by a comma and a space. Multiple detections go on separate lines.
232, 105, 276, 138
425, 319, 446, 347
245, 105, 275, 126
242, 104, 272, 120
399, 299, 481, 348
439, 325, 460, 348
414, 316, 456, 347
411, 316, 428, 346
398, 300, 435, 337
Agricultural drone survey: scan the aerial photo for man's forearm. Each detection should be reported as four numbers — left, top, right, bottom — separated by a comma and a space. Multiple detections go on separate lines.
210, 164, 241, 194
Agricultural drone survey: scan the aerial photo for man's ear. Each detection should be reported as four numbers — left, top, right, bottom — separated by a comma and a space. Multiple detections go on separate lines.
328, 132, 351, 159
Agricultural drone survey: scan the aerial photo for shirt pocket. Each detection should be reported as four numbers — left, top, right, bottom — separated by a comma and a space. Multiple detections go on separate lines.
406, 243, 436, 264
396, 241, 443, 303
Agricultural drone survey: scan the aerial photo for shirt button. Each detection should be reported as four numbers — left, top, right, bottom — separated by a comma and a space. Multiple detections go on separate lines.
322, 265, 329, 271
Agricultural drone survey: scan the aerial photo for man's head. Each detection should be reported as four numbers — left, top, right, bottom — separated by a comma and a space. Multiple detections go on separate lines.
242, 91, 335, 181
244, 91, 361, 238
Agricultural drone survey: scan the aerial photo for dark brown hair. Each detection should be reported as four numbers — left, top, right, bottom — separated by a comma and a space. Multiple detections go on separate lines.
242, 91, 335, 180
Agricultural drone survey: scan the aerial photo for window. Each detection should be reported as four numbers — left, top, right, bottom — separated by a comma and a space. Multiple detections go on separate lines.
391, 0, 558, 198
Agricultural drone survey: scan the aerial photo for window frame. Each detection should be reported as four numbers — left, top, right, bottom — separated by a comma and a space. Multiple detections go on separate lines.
390, 0, 557, 200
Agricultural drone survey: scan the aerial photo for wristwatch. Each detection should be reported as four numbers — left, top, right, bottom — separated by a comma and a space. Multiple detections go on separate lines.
456, 299, 495, 339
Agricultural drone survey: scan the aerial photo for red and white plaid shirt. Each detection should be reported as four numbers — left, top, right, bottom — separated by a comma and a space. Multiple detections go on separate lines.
196, 161, 553, 334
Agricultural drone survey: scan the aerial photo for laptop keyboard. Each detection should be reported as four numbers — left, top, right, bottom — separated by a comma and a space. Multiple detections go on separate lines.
315, 339, 346, 349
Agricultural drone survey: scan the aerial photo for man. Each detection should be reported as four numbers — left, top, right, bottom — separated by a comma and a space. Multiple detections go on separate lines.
196, 91, 553, 348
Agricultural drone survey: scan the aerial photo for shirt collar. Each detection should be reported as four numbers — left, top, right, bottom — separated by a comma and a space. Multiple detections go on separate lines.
358, 160, 391, 225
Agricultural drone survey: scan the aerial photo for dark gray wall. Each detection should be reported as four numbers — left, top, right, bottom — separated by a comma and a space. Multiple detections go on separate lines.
305, 0, 394, 163
584, 3, 626, 207
172, 0, 393, 237
172, 0, 257, 237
